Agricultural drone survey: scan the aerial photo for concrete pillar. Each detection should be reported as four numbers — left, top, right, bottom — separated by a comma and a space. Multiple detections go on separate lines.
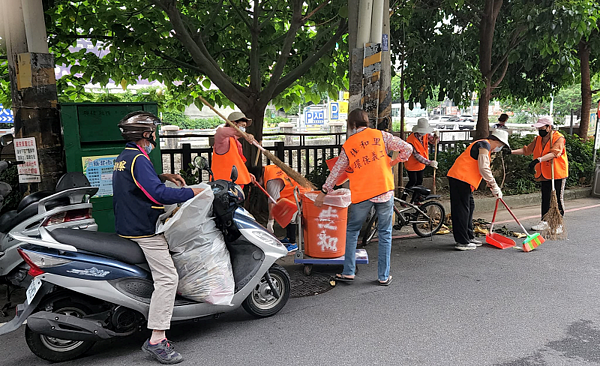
279, 122, 295, 146
161, 125, 180, 149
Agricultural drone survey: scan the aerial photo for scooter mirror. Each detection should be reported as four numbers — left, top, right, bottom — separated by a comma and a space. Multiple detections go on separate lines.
193, 156, 209, 170
0, 134, 13, 147
230, 166, 238, 183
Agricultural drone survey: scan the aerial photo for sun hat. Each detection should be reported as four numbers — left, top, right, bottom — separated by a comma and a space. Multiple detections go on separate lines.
532, 117, 552, 129
490, 129, 510, 149
412, 118, 434, 134
227, 111, 252, 126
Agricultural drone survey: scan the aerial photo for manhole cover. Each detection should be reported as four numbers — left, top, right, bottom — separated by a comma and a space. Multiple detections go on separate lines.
287, 266, 335, 298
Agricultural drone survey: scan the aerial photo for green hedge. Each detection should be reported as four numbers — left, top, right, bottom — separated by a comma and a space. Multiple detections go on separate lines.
162, 112, 221, 129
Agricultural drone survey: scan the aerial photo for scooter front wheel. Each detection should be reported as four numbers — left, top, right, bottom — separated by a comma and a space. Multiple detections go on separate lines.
242, 264, 291, 318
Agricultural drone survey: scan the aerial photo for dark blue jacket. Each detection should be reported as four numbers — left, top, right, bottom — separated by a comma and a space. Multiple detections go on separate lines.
113, 143, 194, 237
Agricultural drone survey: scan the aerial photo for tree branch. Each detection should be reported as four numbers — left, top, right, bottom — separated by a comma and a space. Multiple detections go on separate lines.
260, 0, 303, 103
227, 0, 253, 31
488, 24, 526, 81
592, 88, 600, 94
152, 49, 204, 73
249, 0, 262, 93
302, 0, 332, 23
272, 18, 348, 99
154, 0, 250, 109
491, 57, 509, 89
201, 0, 225, 40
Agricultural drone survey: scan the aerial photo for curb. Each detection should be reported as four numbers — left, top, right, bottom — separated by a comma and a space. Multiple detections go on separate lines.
437, 187, 592, 216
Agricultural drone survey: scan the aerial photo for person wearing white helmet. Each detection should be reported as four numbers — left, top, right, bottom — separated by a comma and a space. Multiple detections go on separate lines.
510, 117, 568, 232
446, 129, 510, 250
403, 118, 439, 195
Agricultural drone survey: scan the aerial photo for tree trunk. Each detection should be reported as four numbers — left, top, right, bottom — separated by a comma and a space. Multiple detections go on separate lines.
476, 83, 492, 139
476, 0, 502, 140
241, 103, 266, 169
579, 39, 591, 141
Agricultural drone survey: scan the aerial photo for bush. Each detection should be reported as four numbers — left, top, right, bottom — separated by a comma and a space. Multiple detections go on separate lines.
162, 112, 221, 129
306, 158, 330, 190
491, 134, 538, 195
564, 133, 596, 187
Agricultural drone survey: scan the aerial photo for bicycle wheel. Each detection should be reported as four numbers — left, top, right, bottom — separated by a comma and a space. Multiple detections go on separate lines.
361, 214, 378, 246
412, 201, 445, 237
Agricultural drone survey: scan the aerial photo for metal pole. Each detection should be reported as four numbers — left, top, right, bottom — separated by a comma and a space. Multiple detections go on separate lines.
570, 109, 574, 135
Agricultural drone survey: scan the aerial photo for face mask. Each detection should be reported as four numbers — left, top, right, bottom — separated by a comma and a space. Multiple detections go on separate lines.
143, 144, 154, 154
239, 126, 246, 133
538, 129, 548, 137
493, 146, 503, 153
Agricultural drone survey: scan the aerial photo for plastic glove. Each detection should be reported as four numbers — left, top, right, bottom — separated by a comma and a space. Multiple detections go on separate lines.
429, 160, 439, 169
528, 158, 540, 173
266, 219, 274, 233
491, 185, 503, 199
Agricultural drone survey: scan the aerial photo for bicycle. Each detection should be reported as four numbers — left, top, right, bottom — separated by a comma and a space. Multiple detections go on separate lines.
361, 185, 446, 246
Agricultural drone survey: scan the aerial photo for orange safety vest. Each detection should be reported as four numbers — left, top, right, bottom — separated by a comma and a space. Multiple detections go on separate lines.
447, 139, 490, 191
405, 133, 429, 171
212, 137, 251, 184
342, 128, 395, 203
263, 165, 308, 201
532, 131, 568, 180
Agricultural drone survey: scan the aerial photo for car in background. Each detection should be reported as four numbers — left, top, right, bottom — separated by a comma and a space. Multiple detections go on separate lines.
459, 114, 476, 122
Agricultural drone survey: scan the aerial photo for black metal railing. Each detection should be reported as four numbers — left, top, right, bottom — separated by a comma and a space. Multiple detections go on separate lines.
160, 131, 471, 181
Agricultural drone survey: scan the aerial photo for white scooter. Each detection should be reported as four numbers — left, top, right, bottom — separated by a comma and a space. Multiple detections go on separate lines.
0, 159, 290, 362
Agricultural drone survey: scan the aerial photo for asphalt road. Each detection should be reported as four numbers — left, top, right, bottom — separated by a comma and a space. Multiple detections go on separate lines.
2, 197, 600, 366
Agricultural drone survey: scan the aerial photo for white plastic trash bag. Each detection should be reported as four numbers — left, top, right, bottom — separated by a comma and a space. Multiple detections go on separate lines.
156, 183, 235, 305
303, 188, 352, 208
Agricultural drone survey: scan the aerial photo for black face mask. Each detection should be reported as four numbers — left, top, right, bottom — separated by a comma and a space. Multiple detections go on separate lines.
538, 129, 549, 137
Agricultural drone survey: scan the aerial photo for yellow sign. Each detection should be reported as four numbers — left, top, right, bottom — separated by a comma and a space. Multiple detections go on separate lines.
339, 101, 348, 115
343, 92, 350, 100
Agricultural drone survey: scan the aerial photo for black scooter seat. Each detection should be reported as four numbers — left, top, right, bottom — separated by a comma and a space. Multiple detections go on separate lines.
49, 228, 146, 265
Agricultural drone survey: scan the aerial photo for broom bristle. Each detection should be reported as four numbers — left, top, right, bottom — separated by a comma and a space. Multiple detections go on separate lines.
542, 192, 566, 240
262, 150, 316, 190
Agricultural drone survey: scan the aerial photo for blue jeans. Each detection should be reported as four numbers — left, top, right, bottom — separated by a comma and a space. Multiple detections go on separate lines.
342, 197, 394, 281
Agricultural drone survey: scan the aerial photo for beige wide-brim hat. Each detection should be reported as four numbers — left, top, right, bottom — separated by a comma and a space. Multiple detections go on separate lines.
412, 118, 434, 134
227, 111, 252, 127
532, 116, 552, 128
490, 129, 510, 149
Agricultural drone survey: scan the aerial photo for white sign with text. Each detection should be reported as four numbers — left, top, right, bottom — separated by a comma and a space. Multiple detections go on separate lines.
14, 137, 41, 183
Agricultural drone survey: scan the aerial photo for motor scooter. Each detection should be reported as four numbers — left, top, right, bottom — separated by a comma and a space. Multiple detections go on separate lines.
0, 167, 98, 288
0, 158, 290, 362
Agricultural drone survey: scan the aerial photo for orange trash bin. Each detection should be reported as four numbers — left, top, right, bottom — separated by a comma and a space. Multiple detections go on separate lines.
301, 191, 349, 259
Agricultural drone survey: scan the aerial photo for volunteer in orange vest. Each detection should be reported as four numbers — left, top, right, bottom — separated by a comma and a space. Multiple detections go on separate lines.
447, 129, 509, 250
404, 118, 439, 191
314, 109, 413, 286
212, 111, 256, 187
510, 117, 568, 233
250, 164, 308, 253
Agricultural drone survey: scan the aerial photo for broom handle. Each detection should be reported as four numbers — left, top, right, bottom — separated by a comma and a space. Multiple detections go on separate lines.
432, 134, 438, 194
198, 96, 266, 153
489, 198, 500, 233
252, 181, 277, 204
499, 198, 531, 235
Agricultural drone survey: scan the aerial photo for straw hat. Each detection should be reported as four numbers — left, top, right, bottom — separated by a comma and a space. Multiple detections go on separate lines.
227, 111, 252, 126
412, 118, 434, 134
490, 129, 510, 149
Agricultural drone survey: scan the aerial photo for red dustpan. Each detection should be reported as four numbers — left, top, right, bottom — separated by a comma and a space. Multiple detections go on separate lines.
252, 182, 297, 227
486, 199, 516, 249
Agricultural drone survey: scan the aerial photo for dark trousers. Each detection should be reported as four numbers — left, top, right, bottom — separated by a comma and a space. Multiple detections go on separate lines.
449, 177, 475, 245
286, 223, 297, 243
407, 170, 424, 188
541, 178, 565, 218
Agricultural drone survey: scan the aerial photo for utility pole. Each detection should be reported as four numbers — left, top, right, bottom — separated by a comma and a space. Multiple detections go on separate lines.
1, 0, 64, 193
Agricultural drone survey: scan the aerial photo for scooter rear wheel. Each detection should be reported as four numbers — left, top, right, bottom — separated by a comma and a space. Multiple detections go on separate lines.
25, 296, 96, 362
242, 264, 290, 318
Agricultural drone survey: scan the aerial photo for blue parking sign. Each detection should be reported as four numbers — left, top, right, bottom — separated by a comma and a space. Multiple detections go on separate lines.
0, 105, 14, 123
331, 102, 339, 120
304, 107, 325, 126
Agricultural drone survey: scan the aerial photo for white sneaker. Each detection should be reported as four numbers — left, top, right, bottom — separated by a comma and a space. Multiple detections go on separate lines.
555, 225, 563, 234
455, 243, 476, 251
531, 221, 548, 231
470, 239, 483, 246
